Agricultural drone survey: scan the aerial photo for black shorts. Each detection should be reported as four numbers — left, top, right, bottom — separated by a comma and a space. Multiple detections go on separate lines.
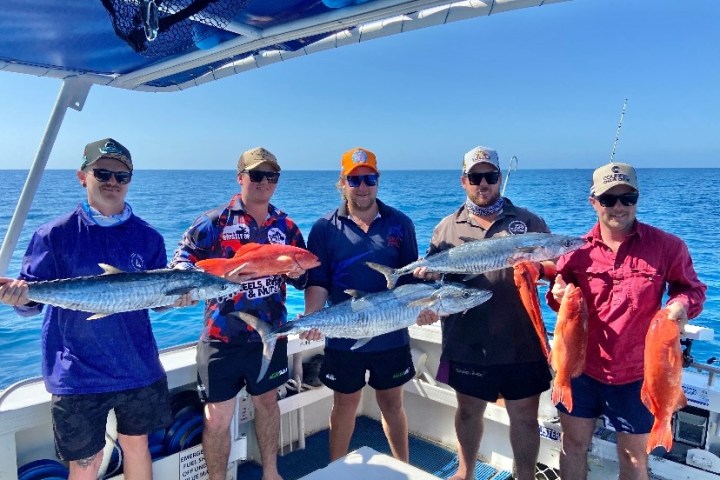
442, 359, 552, 402
320, 345, 415, 394
196, 338, 289, 402
51, 378, 172, 461
555, 374, 654, 434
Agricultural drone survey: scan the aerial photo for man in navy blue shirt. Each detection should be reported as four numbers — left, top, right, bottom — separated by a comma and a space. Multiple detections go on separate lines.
0, 138, 189, 480
303, 147, 433, 462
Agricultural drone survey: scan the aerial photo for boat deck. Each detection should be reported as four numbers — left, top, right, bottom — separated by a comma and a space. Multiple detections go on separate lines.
237, 415, 512, 480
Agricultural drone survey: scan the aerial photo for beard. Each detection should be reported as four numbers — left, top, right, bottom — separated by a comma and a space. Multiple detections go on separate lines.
469, 189, 500, 207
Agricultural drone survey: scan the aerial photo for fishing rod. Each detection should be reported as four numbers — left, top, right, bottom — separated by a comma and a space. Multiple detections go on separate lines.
609, 98, 628, 163
501, 155, 518, 197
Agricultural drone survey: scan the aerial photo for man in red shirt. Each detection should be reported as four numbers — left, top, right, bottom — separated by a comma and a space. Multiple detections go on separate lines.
547, 162, 706, 480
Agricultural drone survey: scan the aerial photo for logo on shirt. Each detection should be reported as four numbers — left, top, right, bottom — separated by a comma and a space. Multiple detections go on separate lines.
222, 224, 250, 241
386, 225, 404, 248
130, 253, 145, 271
267, 227, 286, 245
507, 221, 528, 234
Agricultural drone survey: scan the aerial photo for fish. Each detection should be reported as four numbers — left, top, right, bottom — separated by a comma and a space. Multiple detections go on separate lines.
550, 283, 588, 413
641, 308, 687, 454
25, 264, 245, 320
234, 282, 493, 381
196, 243, 320, 278
366, 233, 586, 289
513, 261, 552, 362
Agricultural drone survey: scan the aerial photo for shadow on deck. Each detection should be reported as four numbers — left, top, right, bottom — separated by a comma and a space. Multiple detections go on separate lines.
237, 415, 512, 480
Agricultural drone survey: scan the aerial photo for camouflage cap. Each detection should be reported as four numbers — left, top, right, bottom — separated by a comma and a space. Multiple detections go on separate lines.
81, 138, 133, 171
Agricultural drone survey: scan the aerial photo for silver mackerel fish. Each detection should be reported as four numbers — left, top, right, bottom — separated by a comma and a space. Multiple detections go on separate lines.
25, 264, 244, 319
367, 232, 586, 289
236, 282, 492, 381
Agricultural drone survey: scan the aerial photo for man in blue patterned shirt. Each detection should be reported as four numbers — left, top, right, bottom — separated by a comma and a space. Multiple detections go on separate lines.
170, 147, 308, 480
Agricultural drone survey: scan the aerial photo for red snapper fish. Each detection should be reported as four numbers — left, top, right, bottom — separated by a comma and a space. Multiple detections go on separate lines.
551, 283, 588, 413
196, 243, 320, 278
641, 308, 687, 454
513, 261, 551, 362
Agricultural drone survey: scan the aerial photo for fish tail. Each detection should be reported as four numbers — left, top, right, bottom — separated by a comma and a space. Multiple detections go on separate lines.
233, 312, 277, 382
365, 262, 400, 289
646, 419, 673, 454
551, 381, 573, 413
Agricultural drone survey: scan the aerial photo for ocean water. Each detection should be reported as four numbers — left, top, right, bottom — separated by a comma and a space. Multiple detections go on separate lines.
1, 169, 718, 389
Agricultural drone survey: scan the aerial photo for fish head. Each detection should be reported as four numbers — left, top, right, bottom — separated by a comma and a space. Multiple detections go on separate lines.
533, 234, 586, 261
294, 251, 321, 270
194, 273, 245, 301
431, 282, 493, 315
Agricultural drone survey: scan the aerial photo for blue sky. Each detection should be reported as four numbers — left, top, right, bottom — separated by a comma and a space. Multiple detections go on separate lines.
0, 0, 718, 170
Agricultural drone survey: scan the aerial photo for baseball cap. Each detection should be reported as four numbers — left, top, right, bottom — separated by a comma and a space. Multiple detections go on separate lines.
463, 146, 500, 173
591, 162, 638, 196
237, 147, 281, 173
341, 147, 379, 176
81, 138, 133, 171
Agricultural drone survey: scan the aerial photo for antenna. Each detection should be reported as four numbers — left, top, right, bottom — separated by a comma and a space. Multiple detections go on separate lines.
501, 155, 518, 197
609, 98, 628, 163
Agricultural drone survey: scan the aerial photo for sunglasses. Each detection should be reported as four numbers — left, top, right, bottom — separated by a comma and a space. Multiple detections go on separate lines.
595, 191, 639, 207
92, 168, 132, 185
346, 174, 379, 187
465, 171, 500, 185
243, 170, 280, 184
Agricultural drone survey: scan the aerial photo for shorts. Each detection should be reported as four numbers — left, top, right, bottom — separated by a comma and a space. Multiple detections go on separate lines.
556, 374, 654, 434
441, 360, 552, 402
196, 338, 288, 402
51, 378, 172, 461
320, 345, 415, 394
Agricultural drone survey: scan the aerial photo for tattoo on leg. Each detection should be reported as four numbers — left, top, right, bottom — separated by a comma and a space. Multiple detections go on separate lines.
75, 453, 98, 469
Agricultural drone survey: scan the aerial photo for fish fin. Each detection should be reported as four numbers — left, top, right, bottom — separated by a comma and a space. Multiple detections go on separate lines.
458, 236, 479, 244
165, 286, 194, 296
462, 274, 480, 282
98, 263, 124, 275
551, 383, 573, 413
232, 243, 264, 258
344, 289, 368, 299
350, 338, 372, 350
408, 298, 434, 308
365, 262, 400, 289
86, 313, 110, 320
232, 312, 276, 382
646, 420, 673, 454
195, 259, 227, 276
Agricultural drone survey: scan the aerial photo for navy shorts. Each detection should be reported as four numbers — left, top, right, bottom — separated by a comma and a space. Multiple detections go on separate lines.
320, 345, 415, 394
556, 374, 653, 434
441, 359, 552, 402
196, 338, 289, 402
51, 378, 172, 461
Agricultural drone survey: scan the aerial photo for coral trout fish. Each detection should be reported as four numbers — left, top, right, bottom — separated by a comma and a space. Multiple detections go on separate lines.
551, 284, 588, 413
196, 243, 320, 278
23, 264, 245, 320
641, 308, 687, 454
367, 233, 585, 289
235, 282, 492, 381
513, 261, 551, 362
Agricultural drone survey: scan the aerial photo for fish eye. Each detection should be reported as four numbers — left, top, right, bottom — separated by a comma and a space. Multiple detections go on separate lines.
462, 292, 471, 298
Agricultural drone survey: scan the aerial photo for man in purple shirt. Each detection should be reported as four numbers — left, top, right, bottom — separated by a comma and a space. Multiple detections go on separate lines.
0, 138, 192, 480
547, 162, 706, 480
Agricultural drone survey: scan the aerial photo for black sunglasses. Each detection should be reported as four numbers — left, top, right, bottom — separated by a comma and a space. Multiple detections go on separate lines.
595, 191, 639, 207
346, 174, 378, 187
465, 171, 500, 185
243, 170, 280, 184
92, 168, 132, 185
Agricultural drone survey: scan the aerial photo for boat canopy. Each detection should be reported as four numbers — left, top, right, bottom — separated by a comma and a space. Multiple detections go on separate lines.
0, 0, 570, 275
1, 0, 568, 92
